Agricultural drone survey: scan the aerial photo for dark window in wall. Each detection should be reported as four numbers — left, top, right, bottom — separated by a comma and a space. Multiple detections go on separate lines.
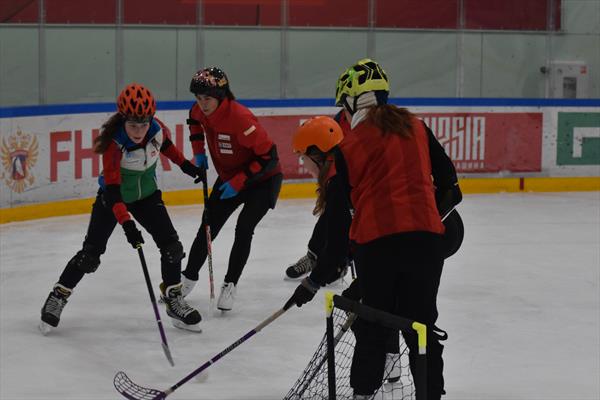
45, 0, 116, 24
377, 0, 459, 29
124, 0, 197, 24
465, 0, 561, 30
1, 0, 38, 23
288, 0, 368, 27
203, 0, 280, 26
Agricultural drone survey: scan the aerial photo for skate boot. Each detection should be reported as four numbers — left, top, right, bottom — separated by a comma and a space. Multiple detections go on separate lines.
180, 273, 198, 298
384, 352, 401, 383
217, 282, 236, 311
285, 250, 317, 280
159, 273, 197, 303
39, 283, 72, 335
161, 283, 202, 332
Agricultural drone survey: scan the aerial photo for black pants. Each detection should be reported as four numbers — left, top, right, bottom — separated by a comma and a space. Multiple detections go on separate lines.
350, 232, 445, 400
58, 190, 182, 289
184, 174, 281, 284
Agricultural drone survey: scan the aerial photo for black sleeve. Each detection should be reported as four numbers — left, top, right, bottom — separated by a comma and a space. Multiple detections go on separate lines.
308, 174, 352, 287
102, 184, 123, 208
244, 144, 280, 186
423, 121, 463, 216
425, 121, 458, 191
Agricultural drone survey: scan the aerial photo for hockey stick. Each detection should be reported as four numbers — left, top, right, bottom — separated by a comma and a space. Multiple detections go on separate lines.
201, 177, 215, 309
136, 246, 174, 367
114, 297, 294, 400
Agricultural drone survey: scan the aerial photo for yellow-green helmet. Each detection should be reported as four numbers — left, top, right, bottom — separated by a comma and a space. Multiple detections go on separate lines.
335, 58, 389, 106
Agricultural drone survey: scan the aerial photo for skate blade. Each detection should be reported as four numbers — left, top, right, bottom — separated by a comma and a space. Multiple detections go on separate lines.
170, 319, 202, 333
39, 320, 53, 335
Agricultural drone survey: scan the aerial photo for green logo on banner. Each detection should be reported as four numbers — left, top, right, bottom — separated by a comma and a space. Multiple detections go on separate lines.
556, 112, 600, 165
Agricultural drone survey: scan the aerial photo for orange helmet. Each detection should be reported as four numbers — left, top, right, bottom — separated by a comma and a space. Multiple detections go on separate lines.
292, 116, 343, 154
117, 83, 156, 120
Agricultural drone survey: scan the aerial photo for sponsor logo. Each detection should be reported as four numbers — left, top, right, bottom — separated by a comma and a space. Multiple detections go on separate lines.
0, 129, 39, 193
421, 116, 486, 171
556, 112, 600, 165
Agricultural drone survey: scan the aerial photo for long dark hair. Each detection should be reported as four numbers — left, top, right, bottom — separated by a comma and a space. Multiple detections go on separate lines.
307, 147, 334, 216
93, 112, 125, 154
367, 104, 415, 138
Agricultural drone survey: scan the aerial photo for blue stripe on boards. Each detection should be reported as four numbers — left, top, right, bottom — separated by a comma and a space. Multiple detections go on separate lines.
2, 98, 599, 118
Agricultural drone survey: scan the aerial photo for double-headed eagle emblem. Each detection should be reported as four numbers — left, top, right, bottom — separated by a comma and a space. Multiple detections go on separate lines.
1, 129, 39, 193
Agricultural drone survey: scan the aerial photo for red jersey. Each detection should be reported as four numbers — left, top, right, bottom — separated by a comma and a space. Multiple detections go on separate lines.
339, 116, 445, 244
188, 98, 281, 186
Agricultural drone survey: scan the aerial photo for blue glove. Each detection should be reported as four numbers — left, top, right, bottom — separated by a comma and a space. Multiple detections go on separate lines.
219, 181, 239, 200
194, 153, 209, 170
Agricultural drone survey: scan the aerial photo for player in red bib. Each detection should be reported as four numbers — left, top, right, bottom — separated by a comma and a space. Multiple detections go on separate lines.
287, 59, 462, 400
182, 67, 283, 312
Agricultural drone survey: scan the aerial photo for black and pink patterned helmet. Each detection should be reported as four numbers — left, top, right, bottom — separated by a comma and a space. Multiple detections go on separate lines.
189, 67, 231, 100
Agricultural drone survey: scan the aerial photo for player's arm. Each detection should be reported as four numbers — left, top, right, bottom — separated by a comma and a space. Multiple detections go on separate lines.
228, 119, 279, 191
307, 175, 352, 287
187, 107, 209, 168
424, 121, 462, 217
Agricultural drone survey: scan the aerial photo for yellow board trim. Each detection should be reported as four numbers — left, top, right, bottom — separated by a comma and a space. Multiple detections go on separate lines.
0, 177, 597, 224
325, 291, 334, 318
412, 321, 427, 355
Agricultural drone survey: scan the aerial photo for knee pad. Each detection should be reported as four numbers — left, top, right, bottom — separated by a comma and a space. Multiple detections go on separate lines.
68, 249, 100, 274
160, 241, 185, 264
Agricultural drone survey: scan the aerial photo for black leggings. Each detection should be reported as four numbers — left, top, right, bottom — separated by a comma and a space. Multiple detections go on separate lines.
183, 175, 280, 285
58, 190, 182, 289
350, 232, 445, 400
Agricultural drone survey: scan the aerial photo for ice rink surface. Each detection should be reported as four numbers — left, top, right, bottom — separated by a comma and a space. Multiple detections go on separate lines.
1, 192, 599, 400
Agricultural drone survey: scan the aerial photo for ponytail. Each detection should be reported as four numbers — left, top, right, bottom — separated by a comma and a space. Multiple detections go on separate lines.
367, 105, 414, 139
312, 156, 334, 216
94, 113, 125, 154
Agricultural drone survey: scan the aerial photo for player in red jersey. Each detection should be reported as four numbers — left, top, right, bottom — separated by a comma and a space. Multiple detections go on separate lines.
288, 59, 462, 400
182, 67, 283, 312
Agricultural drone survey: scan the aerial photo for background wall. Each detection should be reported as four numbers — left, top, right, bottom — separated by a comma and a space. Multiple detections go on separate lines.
1, 0, 599, 107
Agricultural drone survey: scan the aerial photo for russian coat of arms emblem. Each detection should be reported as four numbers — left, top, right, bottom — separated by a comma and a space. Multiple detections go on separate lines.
1, 129, 39, 193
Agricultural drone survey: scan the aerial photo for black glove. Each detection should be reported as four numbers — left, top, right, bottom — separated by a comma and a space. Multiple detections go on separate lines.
341, 278, 362, 301
122, 220, 144, 249
180, 160, 206, 184
288, 277, 320, 308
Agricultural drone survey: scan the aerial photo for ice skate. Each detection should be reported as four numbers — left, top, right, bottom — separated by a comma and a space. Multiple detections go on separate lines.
160, 273, 197, 303
161, 283, 202, 332
39, 283, 72, 335
384, 352, 401, 383
217, 282, 236, 311
285, 250, 317, 280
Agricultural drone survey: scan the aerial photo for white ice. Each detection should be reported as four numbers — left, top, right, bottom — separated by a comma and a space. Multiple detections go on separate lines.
1, 192, 599, 400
